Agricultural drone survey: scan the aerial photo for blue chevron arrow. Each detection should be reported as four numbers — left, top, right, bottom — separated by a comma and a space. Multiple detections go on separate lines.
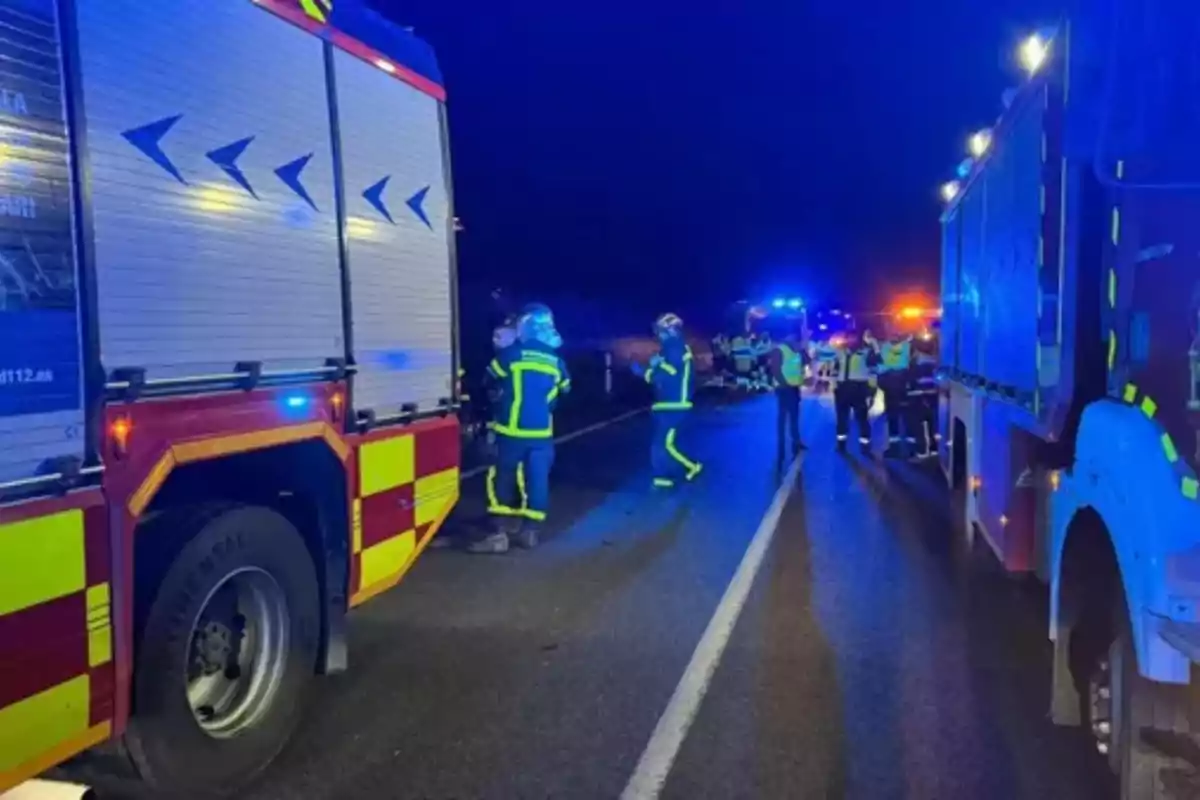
275, 154, 317, 211
363, 176, 394, 223
406, 185, 432, 229
122, 114, 186, 183
206, 136, 257, 198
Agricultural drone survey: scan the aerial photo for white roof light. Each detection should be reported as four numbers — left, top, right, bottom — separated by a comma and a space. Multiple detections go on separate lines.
940, 181, 961, 203
968, 129, 992, 158
1019, 34, 1049, 75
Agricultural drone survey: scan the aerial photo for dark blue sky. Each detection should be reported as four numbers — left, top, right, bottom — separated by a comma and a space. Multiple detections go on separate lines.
379, 1, 1057, 325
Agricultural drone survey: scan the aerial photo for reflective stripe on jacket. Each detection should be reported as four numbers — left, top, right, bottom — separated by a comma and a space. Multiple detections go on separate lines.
647, 341, 694, 411
488, 342, 571, 438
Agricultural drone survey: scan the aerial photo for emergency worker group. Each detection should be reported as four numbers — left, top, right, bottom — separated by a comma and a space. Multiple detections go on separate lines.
456, 303, 937, 554
462, 304, 701, 554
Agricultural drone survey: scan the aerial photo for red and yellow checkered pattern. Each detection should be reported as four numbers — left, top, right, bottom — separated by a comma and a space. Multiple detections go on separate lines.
0, 496, 114, 792
349, 418, 460, 607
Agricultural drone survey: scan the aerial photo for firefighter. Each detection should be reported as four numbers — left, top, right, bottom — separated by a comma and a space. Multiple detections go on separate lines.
469, 303, 569, 554
878, 333, 913, 458
633, 313, 703, 488
769, 328, 808, 454
833, 330, 877, 454
906, 335, 940, 460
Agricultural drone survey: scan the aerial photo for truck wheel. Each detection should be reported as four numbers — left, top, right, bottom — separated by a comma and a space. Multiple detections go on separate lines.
1085, 598, 1175, 799
125, 505, 320, 796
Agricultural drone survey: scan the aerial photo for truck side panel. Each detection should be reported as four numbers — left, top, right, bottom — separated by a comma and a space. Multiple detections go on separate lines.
940, 206, 961, 370
0, 0, 85, 485
75, 0, 343, 380
957, 168, 986, 379
979, 89, 1043, 398
334, 48, 454, 419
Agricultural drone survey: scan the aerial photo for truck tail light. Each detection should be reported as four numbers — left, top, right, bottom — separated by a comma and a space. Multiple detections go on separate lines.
331, 392, 344, 422
110, 417, 132, 458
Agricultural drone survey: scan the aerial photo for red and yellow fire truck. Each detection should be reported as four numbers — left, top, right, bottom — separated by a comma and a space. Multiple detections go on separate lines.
0, 1, 459, 795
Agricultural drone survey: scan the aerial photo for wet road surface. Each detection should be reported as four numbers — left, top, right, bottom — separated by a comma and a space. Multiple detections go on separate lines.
232, 395, 1114, 799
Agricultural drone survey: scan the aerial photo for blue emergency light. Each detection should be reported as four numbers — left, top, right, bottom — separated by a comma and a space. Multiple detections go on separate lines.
788, 298, 803, 310
283, 393, 309, 410
772, 298, 786, 309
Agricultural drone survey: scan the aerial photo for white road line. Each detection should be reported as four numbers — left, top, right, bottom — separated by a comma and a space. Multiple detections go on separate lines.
460, 407, 650, 480
620, 453, 804, 800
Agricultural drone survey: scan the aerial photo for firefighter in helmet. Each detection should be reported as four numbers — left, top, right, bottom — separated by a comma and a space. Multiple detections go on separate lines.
469, 303, 570, 553
633, 313, 703, 488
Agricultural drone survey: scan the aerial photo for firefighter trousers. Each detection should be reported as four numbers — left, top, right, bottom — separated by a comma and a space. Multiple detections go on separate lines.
834, 381, 872, 448
907, 393, 938, 456
879, 372, 908, 445
652, 410, 702, 486
488, 435, 554, 523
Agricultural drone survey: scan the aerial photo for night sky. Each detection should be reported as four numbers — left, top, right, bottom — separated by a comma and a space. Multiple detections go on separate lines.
377, 0, 1057, 329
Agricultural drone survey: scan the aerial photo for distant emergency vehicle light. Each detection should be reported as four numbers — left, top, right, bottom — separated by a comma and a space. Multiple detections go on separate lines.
772, 298, 786, 309
899, 306, 924, 320
1019, 33, 1049, 75
787, 298, 803, 310
940, 181, 960, 202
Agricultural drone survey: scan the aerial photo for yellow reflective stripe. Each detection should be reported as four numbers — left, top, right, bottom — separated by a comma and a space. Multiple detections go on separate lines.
415, 467, 460, 526
299, 0, 331, 23
653, 478, 675, 487
359, 434, 415, 497
653, 401, 693, 411
1162, 433, 1180, 463
665, 428, 699, 471
522, 509, 547, 522
1108, 269, 1117, 308
681, 358, 692, 403
659, 362, 678, 376
1141, 396, 1158, 419
516, 462, 528, 510
352, 499, 363, 554
0, 510, 85, 617
1108, 331, 1117, 370
1123, 383, 1138, 403
360, 530, 416, 589
1111, 206, 1121, 245
0, 675, 90, 774
86, 582, 112, 668
644, 367, 654, 383
489, 359, 508, 378
493, 423, 553, 438
1184, 477, 1200, 500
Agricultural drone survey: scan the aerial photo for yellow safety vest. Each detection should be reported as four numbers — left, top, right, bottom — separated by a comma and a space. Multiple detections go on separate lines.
778, 344, 804, 386
837, 348, 872, 382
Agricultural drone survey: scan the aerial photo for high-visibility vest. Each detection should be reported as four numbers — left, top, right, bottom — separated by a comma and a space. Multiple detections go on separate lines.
777, 344, 804, 386
880, 341, 911, 373
837, 348, 873, 382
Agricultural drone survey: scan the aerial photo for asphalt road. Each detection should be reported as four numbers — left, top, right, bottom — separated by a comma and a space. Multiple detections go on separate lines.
234, 394, 1113, 800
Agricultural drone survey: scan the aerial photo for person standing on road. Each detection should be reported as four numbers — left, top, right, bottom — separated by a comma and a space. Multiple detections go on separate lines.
906, 336, 940, 460
633, 313, 703, 489
833, 331, 878, 454
469, 303, 570, 554
768, 329, 808, 455
878, 333, 913, 458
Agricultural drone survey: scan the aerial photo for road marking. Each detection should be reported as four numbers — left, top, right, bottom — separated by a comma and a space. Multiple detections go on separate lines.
620, 453, 804, 800
460, 407, 649, 480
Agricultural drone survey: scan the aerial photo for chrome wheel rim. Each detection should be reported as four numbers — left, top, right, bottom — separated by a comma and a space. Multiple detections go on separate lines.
186, 567, 290, 738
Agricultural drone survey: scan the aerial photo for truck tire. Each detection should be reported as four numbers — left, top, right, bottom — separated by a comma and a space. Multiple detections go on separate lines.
1083, 594, 1177, 800
125, 505, 320, 797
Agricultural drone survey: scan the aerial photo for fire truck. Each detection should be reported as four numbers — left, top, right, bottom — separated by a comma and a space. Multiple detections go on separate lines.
0, 1, 460, 795
939, 5, 1200, 796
